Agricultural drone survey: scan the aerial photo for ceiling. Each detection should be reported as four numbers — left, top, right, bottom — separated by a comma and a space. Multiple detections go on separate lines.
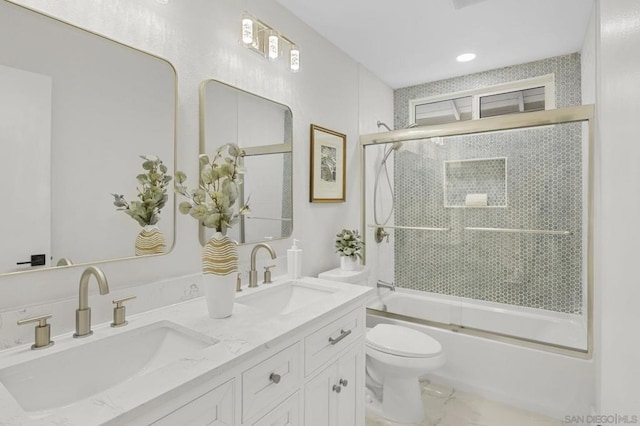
275, 0, 595, 89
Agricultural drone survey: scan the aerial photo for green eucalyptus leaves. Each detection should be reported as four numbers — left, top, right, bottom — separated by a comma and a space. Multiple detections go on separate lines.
112, 155, 172, 227
174, 143, 249, 235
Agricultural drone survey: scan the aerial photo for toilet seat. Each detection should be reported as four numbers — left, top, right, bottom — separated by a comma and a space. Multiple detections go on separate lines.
366, 324, 442, 358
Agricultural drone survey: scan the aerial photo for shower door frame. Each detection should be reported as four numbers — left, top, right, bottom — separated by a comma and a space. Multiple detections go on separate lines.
359, 105, 595, 359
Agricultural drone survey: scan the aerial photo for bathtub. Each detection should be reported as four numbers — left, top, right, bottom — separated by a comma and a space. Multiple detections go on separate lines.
367, 287, 588, 350
366, 288, 595, 419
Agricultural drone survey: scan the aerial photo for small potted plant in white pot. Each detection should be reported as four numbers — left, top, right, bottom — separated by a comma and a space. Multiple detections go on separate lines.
112, 155, 171, 256
335, 228, 364, 271
174, 143, 249, 318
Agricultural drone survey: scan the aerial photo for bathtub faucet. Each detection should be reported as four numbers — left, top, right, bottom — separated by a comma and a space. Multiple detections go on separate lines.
377, 280, 396, 291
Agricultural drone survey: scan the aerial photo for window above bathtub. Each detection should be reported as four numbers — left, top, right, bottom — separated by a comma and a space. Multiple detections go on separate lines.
409, 74, 556, 126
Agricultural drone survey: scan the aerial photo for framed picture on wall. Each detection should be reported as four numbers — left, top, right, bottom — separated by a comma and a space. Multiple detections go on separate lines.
310, 124, 346, 202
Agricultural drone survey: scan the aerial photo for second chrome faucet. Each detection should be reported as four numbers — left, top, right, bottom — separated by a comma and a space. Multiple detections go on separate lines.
74, 266, 110, 338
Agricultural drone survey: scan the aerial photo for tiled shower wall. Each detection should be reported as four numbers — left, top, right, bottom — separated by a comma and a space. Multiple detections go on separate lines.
391, 53, 584, 313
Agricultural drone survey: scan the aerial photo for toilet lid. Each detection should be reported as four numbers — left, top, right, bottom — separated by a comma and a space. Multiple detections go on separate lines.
367, 324, 442, 358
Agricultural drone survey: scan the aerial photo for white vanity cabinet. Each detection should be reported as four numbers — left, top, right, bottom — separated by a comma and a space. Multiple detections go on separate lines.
151, 379, 235, 426
109, 304, 366, 426
247, 305, 365, 426
115, 378, 236, 426
302, 306, 365, 426
303, 342, 363, 426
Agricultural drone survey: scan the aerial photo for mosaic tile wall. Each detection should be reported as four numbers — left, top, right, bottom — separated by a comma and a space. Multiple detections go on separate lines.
391, 53, 584, 313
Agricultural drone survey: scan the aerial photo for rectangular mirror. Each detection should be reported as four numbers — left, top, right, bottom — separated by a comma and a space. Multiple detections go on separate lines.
199, 80, 293, 244
0, 1, 177, 275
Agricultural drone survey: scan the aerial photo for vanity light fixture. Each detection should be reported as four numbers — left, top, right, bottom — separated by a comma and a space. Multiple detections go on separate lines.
268, 30, 279, 61
456, 52, 477, 62
241, 13, 254, 45
240, 11, 300, 72
289, 44, 300, 72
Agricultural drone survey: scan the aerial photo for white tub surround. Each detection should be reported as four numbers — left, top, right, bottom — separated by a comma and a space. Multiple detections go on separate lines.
369, 287, 587, 351
0, 277, 372, 425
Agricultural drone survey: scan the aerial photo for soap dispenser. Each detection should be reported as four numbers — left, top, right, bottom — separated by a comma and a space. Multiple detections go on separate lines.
287, 239, 302, 279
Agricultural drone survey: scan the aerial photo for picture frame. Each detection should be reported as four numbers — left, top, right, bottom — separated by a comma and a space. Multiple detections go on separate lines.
310, 124, 346, 202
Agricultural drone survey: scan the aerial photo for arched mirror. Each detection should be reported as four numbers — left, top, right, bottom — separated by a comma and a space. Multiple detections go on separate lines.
199, 80, 293, 244
0, 1, 177, 276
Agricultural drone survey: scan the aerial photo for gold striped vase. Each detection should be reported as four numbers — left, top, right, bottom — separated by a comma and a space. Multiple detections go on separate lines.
135, 225, 166, 256
202, 232, 238, 318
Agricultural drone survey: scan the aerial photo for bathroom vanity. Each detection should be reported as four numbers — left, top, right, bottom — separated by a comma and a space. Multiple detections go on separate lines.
0, 277, 372, 425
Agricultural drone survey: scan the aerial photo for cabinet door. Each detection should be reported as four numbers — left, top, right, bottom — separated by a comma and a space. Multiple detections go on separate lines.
303, 342, 364, 426
304, 364, 336, 426
151, 379, 234, 426
252, 391, 300, 426
336, 343, 364, 426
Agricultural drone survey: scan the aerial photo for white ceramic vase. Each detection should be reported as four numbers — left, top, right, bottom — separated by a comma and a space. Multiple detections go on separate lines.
340, 255, 360, 271
202, 232, 238, 318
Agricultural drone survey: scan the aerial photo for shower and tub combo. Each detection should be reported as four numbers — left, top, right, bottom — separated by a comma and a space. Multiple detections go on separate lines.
352, 106, 594, 422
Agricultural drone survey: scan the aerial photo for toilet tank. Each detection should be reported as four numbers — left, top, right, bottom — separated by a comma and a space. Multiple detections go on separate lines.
318, 267, 370, 286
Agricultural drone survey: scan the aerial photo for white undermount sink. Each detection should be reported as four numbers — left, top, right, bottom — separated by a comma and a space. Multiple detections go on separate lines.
236, 280, 338, 315
0, 321, 217, 412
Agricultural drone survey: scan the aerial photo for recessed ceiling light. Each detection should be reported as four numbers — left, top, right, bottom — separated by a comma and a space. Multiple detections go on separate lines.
456, 53, 476, 62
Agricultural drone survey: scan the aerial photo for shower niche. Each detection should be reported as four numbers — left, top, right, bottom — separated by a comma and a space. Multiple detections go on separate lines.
443, 157, 507, 208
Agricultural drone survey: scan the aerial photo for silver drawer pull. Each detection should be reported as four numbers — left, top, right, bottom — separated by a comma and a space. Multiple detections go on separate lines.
328, 329, 352, 345
332, 384, 341, 393
269, 373, 281, 384
339, 378, 348, 387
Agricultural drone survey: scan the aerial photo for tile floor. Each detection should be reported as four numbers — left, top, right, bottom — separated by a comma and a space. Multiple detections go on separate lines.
365, 380, 566, 426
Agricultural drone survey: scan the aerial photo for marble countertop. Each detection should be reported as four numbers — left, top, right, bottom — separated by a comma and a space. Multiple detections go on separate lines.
0, 276, 372, 425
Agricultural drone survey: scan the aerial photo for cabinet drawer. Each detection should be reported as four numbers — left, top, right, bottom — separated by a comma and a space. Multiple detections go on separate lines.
304, 308, 363, 375
151, 379, 234, 426
252, 391, 300, 426
242, 342, 301, 422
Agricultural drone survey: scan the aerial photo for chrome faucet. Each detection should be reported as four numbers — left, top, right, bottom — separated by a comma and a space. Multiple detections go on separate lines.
377, 280, 396, 291
74, 266, 110, 338
249, 243, 276, 288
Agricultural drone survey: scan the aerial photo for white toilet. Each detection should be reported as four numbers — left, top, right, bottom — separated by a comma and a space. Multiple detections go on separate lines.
318, 267, 446, 424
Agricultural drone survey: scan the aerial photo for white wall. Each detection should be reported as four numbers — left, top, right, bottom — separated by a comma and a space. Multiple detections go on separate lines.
358, 66, 395, 285
596, 0, 640, 414
0, 0, 392, 338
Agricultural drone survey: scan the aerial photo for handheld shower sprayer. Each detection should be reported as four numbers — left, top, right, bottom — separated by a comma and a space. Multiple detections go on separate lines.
372, 120, 420, 243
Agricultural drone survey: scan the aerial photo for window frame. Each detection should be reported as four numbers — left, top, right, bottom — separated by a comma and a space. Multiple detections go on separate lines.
409, 74, 556, 125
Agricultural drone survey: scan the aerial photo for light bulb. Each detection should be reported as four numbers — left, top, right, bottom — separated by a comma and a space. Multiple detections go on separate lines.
290, 45, 300, 72
268, 31, 279, 60
456, 53, 476, 62
241, 17, 253, 45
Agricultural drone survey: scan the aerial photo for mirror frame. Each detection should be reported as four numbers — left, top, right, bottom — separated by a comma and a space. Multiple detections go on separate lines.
0, 1, 178, 277
198, 79, 293, 245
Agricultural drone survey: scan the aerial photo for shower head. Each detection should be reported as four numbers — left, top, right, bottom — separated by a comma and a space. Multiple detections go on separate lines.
377, 120, 419, 132
377, 120, 392, 132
